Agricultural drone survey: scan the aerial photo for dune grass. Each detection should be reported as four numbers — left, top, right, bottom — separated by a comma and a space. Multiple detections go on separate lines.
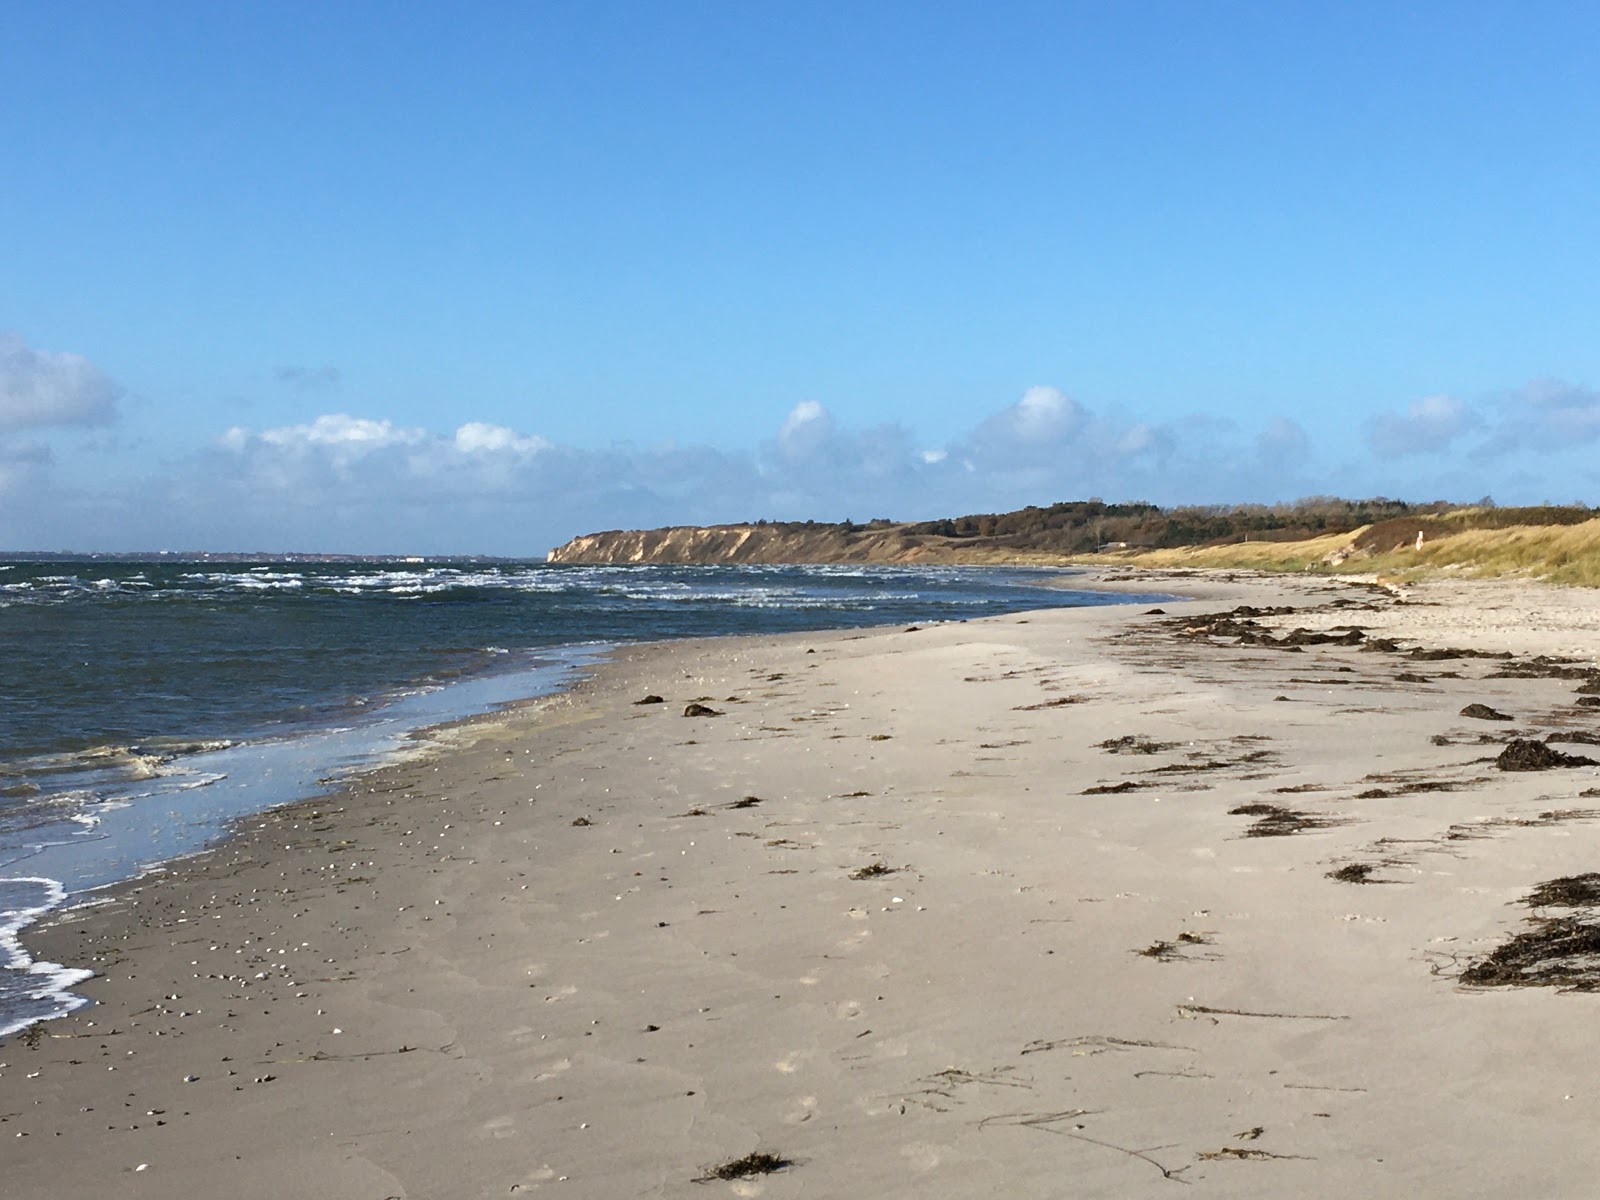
1077, 516, 1600, 587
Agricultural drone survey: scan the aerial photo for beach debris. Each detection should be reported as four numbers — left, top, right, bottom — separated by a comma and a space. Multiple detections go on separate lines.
1083, 781, 1149, 794
1523, 874, 1600, 908
1578, 697, 1600, 708
695, 1151, 792, 1182
1143, 607, 1167, 615
1013, 695, 1089, 711
1098, 735, 1176, 755
1327, 863, 1380, 884
633, 694, 665, 705
1137, 932, 1210, 960
682, 703, 723, 718
570, 816, 594, 827
1549, 731, 1600, 746
1461, 915, 1600, 990
1460, 703, 1513, 721
1198, 1146, 1309, 1162
729, 795, 762, 808
1229, 802, 1340, 837
1495, 739, 1599, 771
849, 860, 899, 879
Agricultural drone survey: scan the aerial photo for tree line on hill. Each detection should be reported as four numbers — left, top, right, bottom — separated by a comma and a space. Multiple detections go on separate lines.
747, 498, 1598, 556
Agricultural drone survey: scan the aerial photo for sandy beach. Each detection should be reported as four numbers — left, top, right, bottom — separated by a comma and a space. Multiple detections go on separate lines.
8, 568, 1600, 1198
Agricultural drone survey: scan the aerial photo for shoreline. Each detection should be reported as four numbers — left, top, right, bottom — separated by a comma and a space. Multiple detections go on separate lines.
8, 568, 1600, 1196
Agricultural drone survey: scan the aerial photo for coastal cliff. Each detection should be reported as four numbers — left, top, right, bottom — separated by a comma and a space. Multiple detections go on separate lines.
545, 522, 992, 564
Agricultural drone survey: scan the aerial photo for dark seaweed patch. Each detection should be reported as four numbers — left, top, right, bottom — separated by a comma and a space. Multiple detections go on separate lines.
1461, 916, 1600, 990
1496, 739, 1599, 771
696, 1152, 792, 1182
1460, 703, 1513, 722
1229, 802, 1338, 837
1098, 735, 1176, 755
1328, 863, 1379, 884
1013, 695, 1088, 711
1548, 731, 1600, 746
1524, 874, 1600, 908
849, 861, 899, 879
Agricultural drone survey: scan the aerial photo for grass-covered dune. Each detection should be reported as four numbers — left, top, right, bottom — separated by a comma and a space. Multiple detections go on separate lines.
1083, 508, 1600, 586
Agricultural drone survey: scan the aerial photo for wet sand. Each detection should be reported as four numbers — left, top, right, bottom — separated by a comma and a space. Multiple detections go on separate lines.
8, 569, 1600, 1197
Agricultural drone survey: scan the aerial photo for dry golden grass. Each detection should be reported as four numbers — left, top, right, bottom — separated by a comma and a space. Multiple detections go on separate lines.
1076, 516, 1600, 587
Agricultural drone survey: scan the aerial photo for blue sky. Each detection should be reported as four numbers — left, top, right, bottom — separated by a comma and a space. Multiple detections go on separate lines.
3, 2, 1598, 553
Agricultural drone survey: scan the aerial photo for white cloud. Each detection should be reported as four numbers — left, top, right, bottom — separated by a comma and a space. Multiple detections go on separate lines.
1497, 378, 1600, 450
1367, 394, 1478, 458
0, 332, 120, 432
453, 422, 551, 455
17, 382, 1517, 554
258, 413, 427, 452
0, 438, 52, 495
776, 400, 834, 461
1256, 416, 1310, 464
966, 385, 1087, 464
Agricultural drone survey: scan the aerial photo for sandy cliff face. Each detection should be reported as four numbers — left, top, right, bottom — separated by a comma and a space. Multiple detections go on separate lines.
546, 524, 967, 564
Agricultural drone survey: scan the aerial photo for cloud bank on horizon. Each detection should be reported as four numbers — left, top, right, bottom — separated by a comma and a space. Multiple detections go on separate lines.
2, 332, 1596, 556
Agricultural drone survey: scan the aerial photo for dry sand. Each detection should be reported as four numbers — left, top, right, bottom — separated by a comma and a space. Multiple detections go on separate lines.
7, 569, 1600, 1198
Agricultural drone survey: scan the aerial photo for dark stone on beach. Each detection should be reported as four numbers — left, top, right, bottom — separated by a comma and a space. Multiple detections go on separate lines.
683, 703, 723, 717
1461, 703, 1513, 721
634, 694, 665, 705
571, 816, 594, 826
1144, 607, 1167, 615
1496, 739, 1600, 771
904, 625, 922, 632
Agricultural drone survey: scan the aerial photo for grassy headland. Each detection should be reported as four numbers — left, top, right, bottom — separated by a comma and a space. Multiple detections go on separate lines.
549, 499, 1600, 584
1082, 507, 1600, 586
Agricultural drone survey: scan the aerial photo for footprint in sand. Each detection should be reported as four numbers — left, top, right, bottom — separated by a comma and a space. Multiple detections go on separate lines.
533, 1057, 573, 1082
479, 1114, 520, 1140
901, 1143, 944, 1172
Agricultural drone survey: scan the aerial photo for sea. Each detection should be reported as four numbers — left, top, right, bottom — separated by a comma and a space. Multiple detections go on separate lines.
0, 558, 1166, 1036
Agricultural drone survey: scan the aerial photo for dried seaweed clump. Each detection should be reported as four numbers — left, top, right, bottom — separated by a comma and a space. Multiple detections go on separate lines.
1229, 802, 1338, 837
1523, 874, 1600, 908
1098, 735, 1175, 755
1461, 870, 1600, 990
1460, 703, 1513, 722
849, 861, 899, 880
696, 1152, 792, 1182
1328, 862, 1378, 884
1496, 739, 1599, 772
1460, 916, 1600, 990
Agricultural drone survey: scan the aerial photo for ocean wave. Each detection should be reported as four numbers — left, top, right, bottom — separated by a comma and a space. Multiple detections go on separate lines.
0, 876, 94, 1038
